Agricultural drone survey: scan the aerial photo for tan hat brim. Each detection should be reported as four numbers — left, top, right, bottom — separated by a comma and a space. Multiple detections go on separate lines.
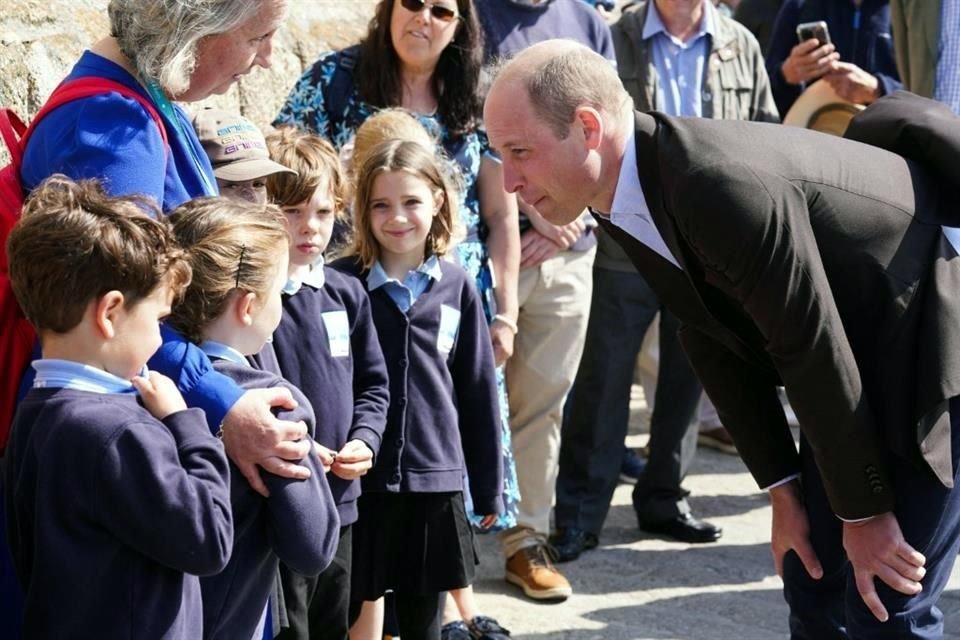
213, 157, 296, 182
783, 79, 866, 136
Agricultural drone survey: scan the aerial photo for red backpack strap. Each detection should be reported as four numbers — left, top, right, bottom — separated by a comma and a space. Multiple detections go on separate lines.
23, 77, 169, 161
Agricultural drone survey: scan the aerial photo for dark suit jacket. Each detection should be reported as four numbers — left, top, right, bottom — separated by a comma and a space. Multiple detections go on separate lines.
596, 108, 960, 519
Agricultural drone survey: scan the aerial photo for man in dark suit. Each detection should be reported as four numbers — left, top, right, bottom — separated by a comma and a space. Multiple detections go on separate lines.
484, 39, 960, 638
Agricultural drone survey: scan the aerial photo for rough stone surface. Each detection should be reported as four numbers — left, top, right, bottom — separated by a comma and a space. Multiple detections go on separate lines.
0, 0, 379, 162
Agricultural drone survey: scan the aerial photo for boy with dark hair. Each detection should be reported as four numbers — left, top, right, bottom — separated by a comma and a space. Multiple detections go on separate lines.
4, 175, 234, 639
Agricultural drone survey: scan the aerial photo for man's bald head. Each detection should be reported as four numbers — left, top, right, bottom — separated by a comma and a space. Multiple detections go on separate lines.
488, 39, 631, 140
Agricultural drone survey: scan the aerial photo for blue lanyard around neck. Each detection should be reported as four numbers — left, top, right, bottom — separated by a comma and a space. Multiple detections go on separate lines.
144, 79, 216, 196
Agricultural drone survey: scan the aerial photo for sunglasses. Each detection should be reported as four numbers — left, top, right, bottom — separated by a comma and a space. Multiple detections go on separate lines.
399, 0, 459, 22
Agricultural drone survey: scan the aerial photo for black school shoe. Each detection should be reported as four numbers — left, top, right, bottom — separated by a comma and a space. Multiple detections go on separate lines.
468, 615, 511, 639
442, 620, 472, 640
548, 527, 599, 563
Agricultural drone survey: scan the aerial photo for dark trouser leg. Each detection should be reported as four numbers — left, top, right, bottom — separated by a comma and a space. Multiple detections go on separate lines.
784, 402, 960, 639
555, 267, 658, 535
633, 310, 703, 523
276, 525, 353, 640
394, 592, 443, 640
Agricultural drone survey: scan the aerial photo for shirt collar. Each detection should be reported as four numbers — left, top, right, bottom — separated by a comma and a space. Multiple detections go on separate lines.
31, 359, 139, 394
607, 127, 650, 218
198, 340, 249, 366
643, 1, 715, 43
283, 256, 327, 295
367, 255, 444, 291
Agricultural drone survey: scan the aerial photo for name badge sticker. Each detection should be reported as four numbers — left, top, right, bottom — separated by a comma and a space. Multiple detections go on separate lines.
321, 310, 351, 358
437, 305, 461, 354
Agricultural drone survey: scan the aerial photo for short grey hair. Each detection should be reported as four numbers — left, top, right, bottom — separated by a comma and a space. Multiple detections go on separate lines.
109, 0, 262, 96
525, 44, 630, 140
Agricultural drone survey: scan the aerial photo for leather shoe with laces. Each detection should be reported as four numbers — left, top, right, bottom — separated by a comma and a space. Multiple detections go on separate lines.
639, 512, 722, 543
547, 527, 599, 563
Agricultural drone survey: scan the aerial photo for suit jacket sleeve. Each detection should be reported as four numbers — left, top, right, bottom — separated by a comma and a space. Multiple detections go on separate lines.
674, 163, 894, 519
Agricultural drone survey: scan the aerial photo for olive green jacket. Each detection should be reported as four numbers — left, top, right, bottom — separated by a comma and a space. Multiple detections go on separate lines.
598, 0, 780, 272
891, 0, 940, 98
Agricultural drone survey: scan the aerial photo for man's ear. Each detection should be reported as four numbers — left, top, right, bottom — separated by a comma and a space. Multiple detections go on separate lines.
575, 106, 604, 151
94, 291, 125, 339
235, 290, 258, 327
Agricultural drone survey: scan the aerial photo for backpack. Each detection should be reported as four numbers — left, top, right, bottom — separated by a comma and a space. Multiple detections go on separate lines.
0, 77, 168, 451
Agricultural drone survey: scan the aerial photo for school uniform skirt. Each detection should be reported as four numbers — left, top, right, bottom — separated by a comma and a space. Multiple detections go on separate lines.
351, 491, 477, 601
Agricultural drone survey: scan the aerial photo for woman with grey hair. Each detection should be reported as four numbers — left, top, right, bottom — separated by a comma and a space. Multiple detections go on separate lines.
8, 1, 312, 629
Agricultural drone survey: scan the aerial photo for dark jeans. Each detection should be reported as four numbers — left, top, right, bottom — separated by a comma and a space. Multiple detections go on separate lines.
555, 267, 702, 534
783, 399, 960, 639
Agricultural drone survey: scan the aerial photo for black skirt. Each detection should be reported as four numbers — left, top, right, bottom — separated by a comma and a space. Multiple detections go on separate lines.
351, 491, 477, 600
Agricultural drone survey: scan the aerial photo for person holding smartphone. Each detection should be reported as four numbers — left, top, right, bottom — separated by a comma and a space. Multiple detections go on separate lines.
765, 0, 901, 116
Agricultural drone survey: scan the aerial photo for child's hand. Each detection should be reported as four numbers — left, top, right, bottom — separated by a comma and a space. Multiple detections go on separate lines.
132, 371, 187, 420
313, 441, 337, 473
477, 514, 498, 529
332, 439, 373, 480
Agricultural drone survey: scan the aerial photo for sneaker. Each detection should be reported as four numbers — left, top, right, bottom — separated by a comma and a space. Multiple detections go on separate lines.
468, 615, 511, 639
442, 620, 472, 640
697, 426, 738, 455
504, 545, 573, 601
619, 447, 646, 484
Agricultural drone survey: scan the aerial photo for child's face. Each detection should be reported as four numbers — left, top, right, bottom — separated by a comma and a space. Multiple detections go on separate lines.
103, 282, 175, 380
282, 182, 337, 274
243, 251, 290, 355
216, 177, 268, 205
368, 170, 441, 267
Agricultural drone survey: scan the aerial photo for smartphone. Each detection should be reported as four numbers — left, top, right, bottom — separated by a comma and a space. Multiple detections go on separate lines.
796, 20, 831, 45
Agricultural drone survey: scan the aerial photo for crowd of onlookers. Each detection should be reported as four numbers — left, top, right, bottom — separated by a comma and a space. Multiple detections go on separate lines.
1, 0, 958, 639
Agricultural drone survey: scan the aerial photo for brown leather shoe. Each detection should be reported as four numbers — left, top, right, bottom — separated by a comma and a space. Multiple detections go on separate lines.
504, 545, 572, 601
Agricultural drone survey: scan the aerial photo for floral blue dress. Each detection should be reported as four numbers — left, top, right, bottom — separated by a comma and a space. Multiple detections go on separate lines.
275, 49, 519, 531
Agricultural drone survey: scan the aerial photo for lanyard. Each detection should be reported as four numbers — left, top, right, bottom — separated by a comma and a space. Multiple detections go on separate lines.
144, 79, 216, 196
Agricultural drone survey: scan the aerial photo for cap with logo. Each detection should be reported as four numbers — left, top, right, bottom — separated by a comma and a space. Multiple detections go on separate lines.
193, 108, 295, 181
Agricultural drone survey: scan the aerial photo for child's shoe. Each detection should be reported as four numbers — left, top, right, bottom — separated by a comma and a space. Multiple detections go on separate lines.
441, 619, 472, 640
468, 615, 511, 640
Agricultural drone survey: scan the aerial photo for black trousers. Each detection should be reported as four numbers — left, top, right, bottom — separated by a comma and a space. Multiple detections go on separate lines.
276, 524, 356, 640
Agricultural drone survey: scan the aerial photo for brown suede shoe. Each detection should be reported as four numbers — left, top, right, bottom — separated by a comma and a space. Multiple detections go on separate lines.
504, 545, 572, 601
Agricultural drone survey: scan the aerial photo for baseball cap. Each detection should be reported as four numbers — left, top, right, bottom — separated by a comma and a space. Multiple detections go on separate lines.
193, 108, 295, 181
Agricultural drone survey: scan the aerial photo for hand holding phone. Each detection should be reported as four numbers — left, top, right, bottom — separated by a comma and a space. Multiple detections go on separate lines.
782, 20, 839, 85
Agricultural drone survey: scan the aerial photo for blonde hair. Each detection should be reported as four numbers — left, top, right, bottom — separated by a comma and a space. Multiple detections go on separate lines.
266, 128, 346, 213
166, 197, 288, 344
350, 139, 461, 270
352, 108, 436, 177
8, 175, 190, 333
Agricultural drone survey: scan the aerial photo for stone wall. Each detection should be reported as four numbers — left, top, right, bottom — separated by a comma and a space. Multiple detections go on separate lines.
0, 0, 380, 159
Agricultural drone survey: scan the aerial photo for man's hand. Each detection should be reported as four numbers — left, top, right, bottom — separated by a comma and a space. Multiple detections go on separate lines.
221, 387, 312, 497
843, 512, 926, 622
769, 480, 824, 580
133, 371, 187, 420
489, 319, 516, 367
332, 439, 374, 480
823, 62, 881, 105
781, 38, 839, 85
519, 228, 563, 268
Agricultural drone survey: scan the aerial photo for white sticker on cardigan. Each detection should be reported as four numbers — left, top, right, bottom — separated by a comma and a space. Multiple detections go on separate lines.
322, 310, 351, 357
438, 305, 461, 354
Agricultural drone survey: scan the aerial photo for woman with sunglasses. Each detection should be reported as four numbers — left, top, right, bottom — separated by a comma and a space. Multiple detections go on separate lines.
274, 1, 519, 639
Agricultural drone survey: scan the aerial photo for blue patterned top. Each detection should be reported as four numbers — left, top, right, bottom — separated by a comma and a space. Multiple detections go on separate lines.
274, 49, 496, 314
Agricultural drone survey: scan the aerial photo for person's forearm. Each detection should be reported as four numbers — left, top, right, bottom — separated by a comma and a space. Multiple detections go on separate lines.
486, 212, 520, 320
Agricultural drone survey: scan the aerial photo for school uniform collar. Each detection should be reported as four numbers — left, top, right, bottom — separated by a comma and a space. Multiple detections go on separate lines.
283, 257, 327, 295
198, 340, 249, 366
366, 255, 444, 291
31, 359, 138, 394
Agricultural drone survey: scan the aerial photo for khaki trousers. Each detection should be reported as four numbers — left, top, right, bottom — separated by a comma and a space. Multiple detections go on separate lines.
501, 247, 595, 558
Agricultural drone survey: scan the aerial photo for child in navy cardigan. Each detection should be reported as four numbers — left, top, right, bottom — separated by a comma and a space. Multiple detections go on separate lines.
265, 128, 390, 640
167, 197, 340, 639
332, 139, 504, 640
3, 177, 233, 639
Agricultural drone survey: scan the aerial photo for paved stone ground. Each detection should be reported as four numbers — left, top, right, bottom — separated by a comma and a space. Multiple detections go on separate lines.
471, 387, 960, 639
